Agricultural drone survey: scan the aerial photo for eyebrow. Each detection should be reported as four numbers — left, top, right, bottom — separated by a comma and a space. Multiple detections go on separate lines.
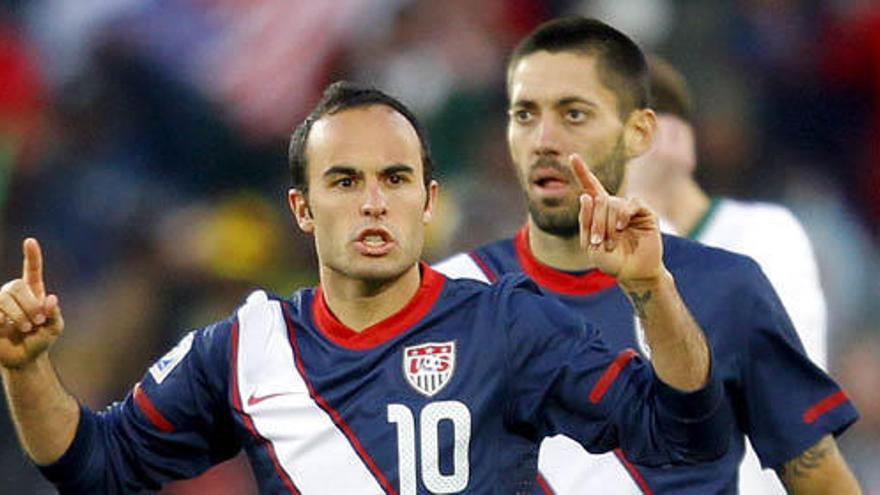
510, 96, 599, 109
321, 163, 416, 178
323, 165, 361, 178
382, 164, 416, 176
558, 96, 598, 109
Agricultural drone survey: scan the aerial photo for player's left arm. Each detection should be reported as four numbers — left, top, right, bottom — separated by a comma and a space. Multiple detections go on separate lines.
777, 435, 862, 494
735, 261, 860, 493
571, 154, 708, 391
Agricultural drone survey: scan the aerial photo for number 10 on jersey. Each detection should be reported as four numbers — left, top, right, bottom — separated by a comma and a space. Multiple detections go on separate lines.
387, 401, 472, 494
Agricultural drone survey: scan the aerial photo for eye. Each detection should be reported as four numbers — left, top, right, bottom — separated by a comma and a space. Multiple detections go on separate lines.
386, 172, 411, 186
566, 108, 587, 123
335, 177, 355, 188
510, 108, 533, 123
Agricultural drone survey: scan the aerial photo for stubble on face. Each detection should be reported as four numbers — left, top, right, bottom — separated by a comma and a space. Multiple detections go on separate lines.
523, 135, 627, 238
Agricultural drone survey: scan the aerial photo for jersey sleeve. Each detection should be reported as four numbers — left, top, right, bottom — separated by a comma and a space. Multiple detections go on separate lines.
744, 206, 828, 369
497, 275, 731, 467
38, 318, 240, 494
736, 262, 858, 470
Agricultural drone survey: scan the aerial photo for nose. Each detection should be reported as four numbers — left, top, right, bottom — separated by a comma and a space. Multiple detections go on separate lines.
534, 116, 563, 156
360, 180, 387, 218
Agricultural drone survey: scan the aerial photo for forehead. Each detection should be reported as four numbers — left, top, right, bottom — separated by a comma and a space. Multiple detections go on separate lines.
306, 105, 423, 175
509, 51, 619, 109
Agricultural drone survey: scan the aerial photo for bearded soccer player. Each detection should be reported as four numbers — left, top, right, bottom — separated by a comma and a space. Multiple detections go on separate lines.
0, 81, 730, 494
435, 17, 860, 495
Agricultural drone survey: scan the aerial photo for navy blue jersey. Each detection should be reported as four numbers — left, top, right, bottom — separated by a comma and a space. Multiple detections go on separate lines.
39, 265, 729, 494
434, 228, 859, 494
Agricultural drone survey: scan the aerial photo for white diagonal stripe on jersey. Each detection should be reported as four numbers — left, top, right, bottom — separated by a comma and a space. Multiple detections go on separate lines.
539, 435, 641, 494
432, 253, 492, 283
237, 291, 385, 494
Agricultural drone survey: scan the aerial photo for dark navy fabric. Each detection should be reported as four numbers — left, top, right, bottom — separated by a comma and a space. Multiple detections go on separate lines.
39, 270, 730, 494
469, 233, 858, 494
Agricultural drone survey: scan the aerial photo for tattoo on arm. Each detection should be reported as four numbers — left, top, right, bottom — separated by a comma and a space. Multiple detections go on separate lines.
777, 436, 834, 483
628, 290, 652, 319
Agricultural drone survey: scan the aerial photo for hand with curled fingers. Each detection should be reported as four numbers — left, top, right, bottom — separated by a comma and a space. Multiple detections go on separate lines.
571, 154, 665, 286
0, 238, 64, 369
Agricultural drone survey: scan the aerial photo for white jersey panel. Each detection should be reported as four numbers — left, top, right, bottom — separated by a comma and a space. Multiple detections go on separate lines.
433, 253, 492, 283
236, 291, 385, 494
538, 436, 640, 494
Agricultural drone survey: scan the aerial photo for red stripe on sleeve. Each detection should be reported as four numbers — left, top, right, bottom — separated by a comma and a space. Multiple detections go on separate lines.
803, 390, 849, 424
589, 349, 638, 404
133, 383, 175, 433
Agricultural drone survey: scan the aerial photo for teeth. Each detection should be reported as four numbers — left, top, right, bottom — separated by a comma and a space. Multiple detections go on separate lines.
363, 235, 385, 246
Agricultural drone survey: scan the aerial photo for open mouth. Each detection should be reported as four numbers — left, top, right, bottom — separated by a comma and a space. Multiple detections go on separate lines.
530, 166, 572, 193
353, 228, 396, 256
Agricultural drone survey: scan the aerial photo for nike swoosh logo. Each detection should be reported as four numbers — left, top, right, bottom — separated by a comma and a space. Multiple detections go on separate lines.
247, 392, 289, 407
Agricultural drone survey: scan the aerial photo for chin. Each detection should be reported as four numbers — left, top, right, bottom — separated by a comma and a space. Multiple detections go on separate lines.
340, 256, 415, 284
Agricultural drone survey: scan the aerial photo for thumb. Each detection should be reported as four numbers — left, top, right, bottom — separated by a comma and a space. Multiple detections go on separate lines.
22, 238, 46, 299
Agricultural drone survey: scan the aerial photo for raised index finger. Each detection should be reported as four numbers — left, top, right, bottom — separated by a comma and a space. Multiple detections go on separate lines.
22, 238, 45, 299
569, 153, 609, 199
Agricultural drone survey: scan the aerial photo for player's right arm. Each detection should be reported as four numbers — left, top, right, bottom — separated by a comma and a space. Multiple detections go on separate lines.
498, 276, 732, 467
0, 238, 79, 466
1, 238, 240, 494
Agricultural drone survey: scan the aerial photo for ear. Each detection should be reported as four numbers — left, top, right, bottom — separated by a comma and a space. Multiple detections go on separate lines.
288, 188, 314, 234
623, 108, 657, 159
422, 180, 439, 224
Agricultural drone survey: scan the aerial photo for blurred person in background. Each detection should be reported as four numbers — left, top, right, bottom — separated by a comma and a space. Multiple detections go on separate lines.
435, 16, 861, 494
622, 54, 829, 495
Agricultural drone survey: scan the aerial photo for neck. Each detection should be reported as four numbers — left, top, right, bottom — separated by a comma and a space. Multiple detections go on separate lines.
664, 178, 711, 236
526, 218, 594, 271
319, 262, 422, 332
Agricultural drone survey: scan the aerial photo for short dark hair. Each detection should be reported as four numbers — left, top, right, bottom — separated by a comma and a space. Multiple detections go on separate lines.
508, 16, 650, 118
646, 55, 693, 124
288, 81, 433, 192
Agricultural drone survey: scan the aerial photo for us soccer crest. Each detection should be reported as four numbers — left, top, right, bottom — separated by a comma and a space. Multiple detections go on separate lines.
403, 341, 456, 397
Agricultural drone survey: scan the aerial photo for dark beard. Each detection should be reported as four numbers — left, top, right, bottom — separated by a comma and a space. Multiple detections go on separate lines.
528, 198, 580, 237
525, 138, 627, 238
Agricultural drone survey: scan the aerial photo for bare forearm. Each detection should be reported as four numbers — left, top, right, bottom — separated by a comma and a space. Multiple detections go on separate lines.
778, 435, 862, 495
2, 353, 80, 465
622, 270, 709, 391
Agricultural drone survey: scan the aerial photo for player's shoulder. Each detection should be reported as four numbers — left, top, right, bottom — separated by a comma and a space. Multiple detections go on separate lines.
439, 269, 534, 298
662, 233, 762, 276
432, 237, 517, 282
662, 233, 785, 307
193, 288, 310, 342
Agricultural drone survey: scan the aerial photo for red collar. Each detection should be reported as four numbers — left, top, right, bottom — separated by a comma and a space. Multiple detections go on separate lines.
312, 263, 446, 350
514, 226, 617, 296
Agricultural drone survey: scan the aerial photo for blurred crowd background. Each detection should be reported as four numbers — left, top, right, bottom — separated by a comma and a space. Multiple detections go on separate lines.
1, 0, 879, 493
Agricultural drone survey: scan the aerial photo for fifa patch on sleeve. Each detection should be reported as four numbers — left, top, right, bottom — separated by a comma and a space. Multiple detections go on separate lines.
149, 331, 195, 384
